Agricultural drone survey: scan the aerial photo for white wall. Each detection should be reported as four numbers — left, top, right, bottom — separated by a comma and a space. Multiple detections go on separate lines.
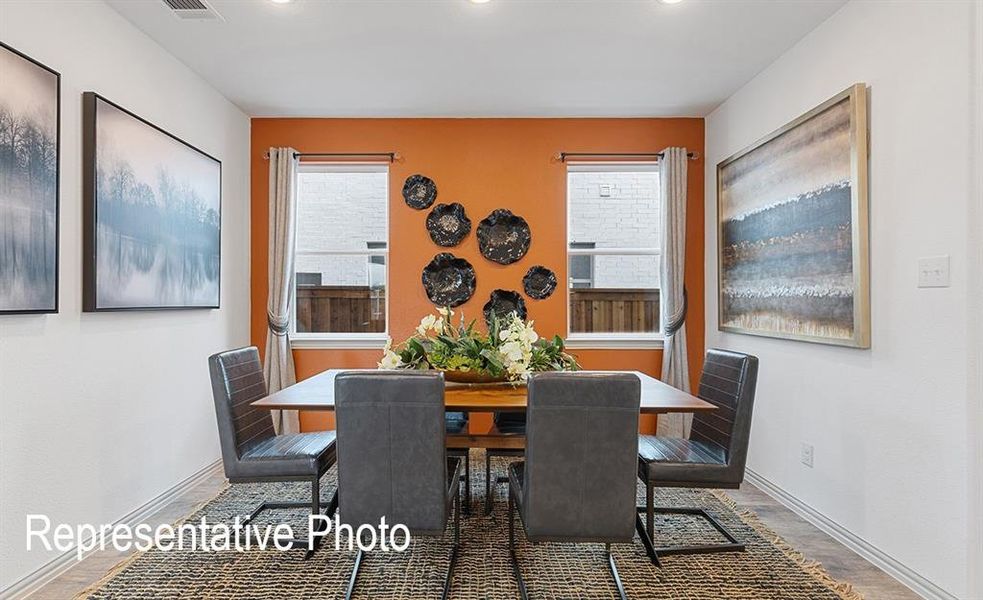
705, 2, 978, 599
969, 2, 983, 594
0, 0, 250, 592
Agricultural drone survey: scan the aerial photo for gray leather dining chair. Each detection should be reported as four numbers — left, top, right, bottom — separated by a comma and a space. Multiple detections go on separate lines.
207, 347, 338, 557
334, 371, 463, 600
636, 348, 758, 566
507, 372, 641, 600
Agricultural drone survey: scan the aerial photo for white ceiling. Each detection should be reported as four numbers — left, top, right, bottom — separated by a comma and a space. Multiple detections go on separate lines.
106, 0, 846, 117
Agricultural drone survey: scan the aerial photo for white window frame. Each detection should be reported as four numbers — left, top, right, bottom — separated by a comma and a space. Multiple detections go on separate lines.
290, 163, 390, 349
565, 162, 663, 349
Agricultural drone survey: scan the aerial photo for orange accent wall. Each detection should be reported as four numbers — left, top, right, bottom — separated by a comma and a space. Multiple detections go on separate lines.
250, 118, 705, 433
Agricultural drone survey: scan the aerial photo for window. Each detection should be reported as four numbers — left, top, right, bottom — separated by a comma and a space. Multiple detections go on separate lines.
566, 163, 661, 347
291, 164, 389, 348
569, 242, 595, 288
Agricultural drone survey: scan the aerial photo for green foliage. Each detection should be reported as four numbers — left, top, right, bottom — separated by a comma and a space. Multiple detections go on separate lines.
385, 309, 580, 381
529, 334, 580, 372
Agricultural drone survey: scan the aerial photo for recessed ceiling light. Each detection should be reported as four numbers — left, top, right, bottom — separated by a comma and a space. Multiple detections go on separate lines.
658, 0, 684, 4
469, 0, 492, 4
270, 0, 292, 4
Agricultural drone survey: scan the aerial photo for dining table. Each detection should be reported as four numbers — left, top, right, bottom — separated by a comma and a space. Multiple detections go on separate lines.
252, 369, 715, 449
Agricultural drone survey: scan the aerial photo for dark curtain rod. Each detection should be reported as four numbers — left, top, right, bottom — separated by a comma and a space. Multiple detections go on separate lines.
557, 151, 699, 162
263, 151, 399, 162
262, 150, 697, 163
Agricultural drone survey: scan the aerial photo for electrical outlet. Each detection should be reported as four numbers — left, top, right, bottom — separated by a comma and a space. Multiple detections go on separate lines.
918, 255, 950, 288
800, 443, 814, 468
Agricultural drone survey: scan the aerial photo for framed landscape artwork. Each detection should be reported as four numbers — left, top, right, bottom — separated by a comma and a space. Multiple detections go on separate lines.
82, 92, 221, 311
717, 83, 870, 348
0, 42, 60, 314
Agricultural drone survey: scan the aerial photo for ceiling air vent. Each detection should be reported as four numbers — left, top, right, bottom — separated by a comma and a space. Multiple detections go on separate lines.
162, 0, 224, 21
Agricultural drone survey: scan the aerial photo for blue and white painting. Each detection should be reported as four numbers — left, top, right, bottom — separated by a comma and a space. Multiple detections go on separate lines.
87, 95, 220, 310
718, 89, 869, 347
0, 43, 59, 313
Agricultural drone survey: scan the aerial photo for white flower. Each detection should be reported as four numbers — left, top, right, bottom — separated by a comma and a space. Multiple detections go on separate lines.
378, 350, 401, 370
506, 361, 531, 381
490, 312, 541, 382
437, 306, 454, 318
434, 317, 444, 333
417, 314, 437, 335
378, 338, 402, 369
500, 341, 525, 362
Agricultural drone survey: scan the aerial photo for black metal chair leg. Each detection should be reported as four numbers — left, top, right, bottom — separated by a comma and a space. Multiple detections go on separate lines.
636, 505, 745, 559
242, 478, 338, 558
485, 451, 493, 515
442, 491, 461, 600
606, 543, 628, 600
634, 510, 662, 567
345, 548, 365, 600
463, 450, 471, 516
244, 498, 333, 523
507, 485, 528, 600
455, 485, 461, 545
508, 488, 515, 549
646, 482, 654, 542
305, 488, 339, 558
303, 478, 323, 558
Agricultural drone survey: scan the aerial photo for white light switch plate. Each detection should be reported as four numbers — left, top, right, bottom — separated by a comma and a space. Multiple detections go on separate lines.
917, 255, 950, 288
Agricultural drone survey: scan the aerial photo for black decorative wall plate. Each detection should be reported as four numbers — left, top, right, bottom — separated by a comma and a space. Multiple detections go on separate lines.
483, 289, 527, 325
476, 209, 531, 265
522, 266, 557, 300
422, 253, 476, 308
426, 203, 471, 247
402, 174, 437, 209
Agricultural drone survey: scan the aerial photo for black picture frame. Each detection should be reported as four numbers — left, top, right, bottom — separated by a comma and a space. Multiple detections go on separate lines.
82, 92, 222, 311
0, 42, 60, 315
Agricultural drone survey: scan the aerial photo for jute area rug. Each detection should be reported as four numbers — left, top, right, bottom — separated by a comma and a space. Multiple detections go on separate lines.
81, 451, 862, 600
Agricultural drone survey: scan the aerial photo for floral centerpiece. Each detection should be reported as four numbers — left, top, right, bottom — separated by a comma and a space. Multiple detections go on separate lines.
378, 307, 579, 383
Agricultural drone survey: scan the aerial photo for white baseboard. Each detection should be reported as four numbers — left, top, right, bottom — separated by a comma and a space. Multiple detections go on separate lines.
744, 468, 958, 600
0, 459, 223, 600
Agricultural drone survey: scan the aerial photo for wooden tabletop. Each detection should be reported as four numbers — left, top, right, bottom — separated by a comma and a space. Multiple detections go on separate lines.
251, 369, 715, 414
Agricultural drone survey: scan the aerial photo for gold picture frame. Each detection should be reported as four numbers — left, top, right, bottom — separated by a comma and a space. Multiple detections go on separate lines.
717, 83, 870, 348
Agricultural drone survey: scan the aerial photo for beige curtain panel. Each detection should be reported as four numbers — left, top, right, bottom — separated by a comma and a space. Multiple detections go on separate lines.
264, 147, 300, 434
657, 146, 692, 438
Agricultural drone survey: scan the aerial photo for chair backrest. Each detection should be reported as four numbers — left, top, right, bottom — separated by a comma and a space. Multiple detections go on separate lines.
523, 372, 640, 542
334, 371, 448, 536
208, 347, 276, 474
492, 410, 526, 433
690, 349, 759, 473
